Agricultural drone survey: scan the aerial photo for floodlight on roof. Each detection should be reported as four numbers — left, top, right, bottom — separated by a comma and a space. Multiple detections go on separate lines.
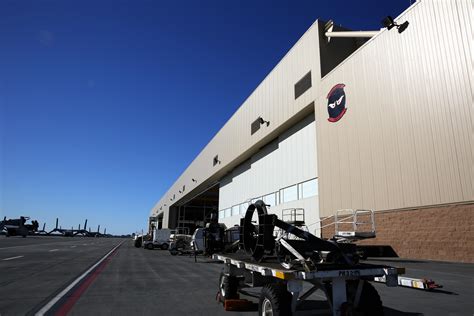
382, 16, 409, 33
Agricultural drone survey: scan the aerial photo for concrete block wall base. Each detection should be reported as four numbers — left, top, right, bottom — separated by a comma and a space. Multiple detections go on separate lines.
321, 203, 474, 263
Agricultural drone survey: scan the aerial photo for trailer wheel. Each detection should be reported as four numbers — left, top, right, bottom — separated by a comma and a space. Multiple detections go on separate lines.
325, 281, 383, 316
218, 272, 239, 302
161, 243, 169, 250
146, 243, 154, 250
258, 283, 292, 316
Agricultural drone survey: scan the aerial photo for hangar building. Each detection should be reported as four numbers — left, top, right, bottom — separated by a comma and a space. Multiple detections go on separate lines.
149, 0, 473, 262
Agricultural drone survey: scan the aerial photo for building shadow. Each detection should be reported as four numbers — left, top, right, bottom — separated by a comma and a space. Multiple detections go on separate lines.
384, 307, 424, 315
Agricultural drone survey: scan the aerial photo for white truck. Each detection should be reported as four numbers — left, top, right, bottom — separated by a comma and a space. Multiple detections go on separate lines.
143, 228, 173, 250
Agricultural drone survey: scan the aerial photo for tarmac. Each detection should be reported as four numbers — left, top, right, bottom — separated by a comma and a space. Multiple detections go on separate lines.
0, 236, 472, 316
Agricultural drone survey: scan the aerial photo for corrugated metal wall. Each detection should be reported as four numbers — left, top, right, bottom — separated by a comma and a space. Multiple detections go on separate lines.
153, 23, 323, 222
218, 113, 318, 228
316, 0, 474, 217
154, 0, 473, 228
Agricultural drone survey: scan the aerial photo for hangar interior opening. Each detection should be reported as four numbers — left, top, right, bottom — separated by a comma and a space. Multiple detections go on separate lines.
168, 185, 219, 234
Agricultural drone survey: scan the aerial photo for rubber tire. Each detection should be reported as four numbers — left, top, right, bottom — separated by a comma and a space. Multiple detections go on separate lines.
146, 243, 154, 250
258, 283, 292, 316
161, 243, 169, 250
169, 249, 179, 256
325, 281, 383, 316
218, 272, 239, 302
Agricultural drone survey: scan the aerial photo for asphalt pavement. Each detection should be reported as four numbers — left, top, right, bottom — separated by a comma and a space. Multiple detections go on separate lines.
0, 236, 122, 315
0, 236, 472, 315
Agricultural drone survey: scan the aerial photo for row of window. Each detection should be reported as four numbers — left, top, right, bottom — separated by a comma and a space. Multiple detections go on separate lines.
219, 178, 318, 219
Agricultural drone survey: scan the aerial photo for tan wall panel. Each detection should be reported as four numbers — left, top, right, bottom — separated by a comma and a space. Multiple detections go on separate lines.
156, 0, 473, 225
153, 23, 323, 219
317, 0, 473, 217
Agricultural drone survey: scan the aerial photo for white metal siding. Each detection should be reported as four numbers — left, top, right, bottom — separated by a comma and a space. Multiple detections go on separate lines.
218, 114, 320, 230
219, 114, 316, 208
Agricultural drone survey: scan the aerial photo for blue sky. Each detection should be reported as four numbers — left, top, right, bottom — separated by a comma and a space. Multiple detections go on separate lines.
0, 1, 409, 235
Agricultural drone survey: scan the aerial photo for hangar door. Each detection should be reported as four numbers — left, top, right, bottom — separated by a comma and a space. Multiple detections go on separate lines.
218, 113, 320, 235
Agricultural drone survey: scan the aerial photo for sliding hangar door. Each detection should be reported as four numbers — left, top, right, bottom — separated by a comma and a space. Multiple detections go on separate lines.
218, 113, 321, 235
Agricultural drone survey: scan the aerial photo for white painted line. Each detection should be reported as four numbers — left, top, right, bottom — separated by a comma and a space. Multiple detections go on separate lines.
0, 241, 80, 250
2, 255, 24, 261
35, 241, 123, 316
49, 249, 59, 252
70, 245, 77, 248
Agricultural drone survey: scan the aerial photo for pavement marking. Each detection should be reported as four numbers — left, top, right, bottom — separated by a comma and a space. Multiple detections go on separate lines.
49, 249, 59, 252
35, 241, 123, 316
2, 255, 24, 261
70, 245, 77, 248
0, 241, 83, 250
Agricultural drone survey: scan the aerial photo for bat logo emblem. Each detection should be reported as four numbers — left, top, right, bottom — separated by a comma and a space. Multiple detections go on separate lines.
327, 84, 347, 122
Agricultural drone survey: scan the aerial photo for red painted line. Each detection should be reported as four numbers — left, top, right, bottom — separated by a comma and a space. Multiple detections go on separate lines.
54, 248, 119, 316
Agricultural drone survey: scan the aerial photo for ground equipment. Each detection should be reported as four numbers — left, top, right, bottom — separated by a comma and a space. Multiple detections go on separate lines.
1, 216, 39, 237
213, 200, 403, 315
189, 225, 240, 257
143, 228, 173, 250
240, 201, 358, 271
202, 212, 227, 256
169, 233, 192, 255
133, 234, 143, 248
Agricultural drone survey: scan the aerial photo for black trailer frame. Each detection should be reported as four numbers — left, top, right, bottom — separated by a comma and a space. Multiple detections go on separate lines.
214, 253, 401, 316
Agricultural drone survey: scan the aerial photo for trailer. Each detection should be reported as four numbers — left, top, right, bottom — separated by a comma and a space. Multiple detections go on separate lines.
214, 253, 402, 316
211, 201, 407, 316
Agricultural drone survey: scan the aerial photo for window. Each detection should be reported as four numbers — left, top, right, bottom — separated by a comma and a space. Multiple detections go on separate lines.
300, 178, 318, 199
263, 192, 277, 207
231, 205, 239, 216
294, 71, 312, 99
224, 208, 231, 218
281, 185, 298, 203
219, 210, 224, 219
240, 202, 249, 215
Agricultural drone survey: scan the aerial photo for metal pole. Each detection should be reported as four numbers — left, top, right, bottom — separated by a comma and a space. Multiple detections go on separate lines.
325, 31, 379, 38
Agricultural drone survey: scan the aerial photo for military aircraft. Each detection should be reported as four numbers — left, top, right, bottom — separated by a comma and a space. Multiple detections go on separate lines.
0, 216, 39, 237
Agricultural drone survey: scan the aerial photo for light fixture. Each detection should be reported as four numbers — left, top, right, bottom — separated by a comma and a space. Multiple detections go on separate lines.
382, 16, 409, 33
258, 117, 270, 127
213, 155, 221, 166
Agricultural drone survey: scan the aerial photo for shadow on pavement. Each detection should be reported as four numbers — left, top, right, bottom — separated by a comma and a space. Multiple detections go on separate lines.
384, 307, 424, 315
